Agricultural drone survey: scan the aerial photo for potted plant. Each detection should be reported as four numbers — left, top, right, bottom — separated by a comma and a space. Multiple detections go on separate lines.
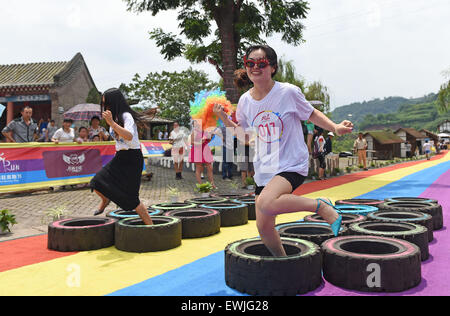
310, 171, 318, 180
346, 166, 352, 174
167, 186, 180, 203
334, 167, 341, 176
195, 182, 214, 197
0, 209, 17, 235
41, 205, 71, 224
229, 180, 241, 192
245, 177, 256, 190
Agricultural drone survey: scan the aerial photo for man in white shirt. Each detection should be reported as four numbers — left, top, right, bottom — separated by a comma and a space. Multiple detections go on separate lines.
422, 140, 432, 160
353, 132, 368, 170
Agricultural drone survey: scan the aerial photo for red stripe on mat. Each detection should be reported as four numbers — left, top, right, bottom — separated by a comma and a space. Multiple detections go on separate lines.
294, 151, 447, 195
0, 235, 77, 273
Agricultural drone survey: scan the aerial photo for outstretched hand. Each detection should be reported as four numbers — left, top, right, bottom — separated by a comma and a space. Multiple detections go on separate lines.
335, 120, 354, 136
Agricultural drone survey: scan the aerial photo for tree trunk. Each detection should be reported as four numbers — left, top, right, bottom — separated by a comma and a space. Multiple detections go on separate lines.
216, 1, 240, 104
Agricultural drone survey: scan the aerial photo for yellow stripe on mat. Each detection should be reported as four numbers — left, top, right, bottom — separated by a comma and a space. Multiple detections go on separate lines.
0, 153, 448, 296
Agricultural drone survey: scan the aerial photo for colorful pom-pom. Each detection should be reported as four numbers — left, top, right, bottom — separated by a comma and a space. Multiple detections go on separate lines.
190, 88, 236, 130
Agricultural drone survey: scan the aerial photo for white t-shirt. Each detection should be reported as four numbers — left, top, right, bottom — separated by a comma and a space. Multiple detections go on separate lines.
169, 129, 186, 148
109, 112, 141, 151
423, 143, 431, 152
236, 81, 314, 186
52, 128, 75, 143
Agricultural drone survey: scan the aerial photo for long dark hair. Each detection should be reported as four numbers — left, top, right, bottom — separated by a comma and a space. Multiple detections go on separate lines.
234, 45, 278, 89
101, 88, 144, 127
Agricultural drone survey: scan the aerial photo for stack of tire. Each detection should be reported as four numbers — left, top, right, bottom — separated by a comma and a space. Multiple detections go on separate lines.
225, 196, 442, 295
322, 197, 442, 292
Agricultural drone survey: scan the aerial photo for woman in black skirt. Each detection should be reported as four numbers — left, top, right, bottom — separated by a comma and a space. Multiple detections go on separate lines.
90, 88, 153, 225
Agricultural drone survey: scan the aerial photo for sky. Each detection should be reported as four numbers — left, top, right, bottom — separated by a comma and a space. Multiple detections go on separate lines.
0, 0, 448, 110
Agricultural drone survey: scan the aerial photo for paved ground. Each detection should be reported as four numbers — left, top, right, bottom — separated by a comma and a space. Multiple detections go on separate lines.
0, 164, 256, 241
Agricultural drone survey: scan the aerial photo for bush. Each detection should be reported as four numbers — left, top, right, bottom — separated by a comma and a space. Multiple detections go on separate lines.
0, 210, 17, 233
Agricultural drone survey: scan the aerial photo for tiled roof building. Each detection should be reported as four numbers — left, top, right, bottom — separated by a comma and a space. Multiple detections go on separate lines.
0, 53, 96, 130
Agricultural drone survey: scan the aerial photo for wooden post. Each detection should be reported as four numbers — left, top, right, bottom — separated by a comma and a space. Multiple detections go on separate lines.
6, 102, 14, 124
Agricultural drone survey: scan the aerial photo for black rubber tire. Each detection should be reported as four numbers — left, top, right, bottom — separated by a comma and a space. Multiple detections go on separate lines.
164, 208, 221, 238
151, 202, 197, 212
385, 197, 439, 204
115, 216, 181, 253
233, 196, 256, 220
348, 221, 429, 261
335, 199, 385, 207
48, 217, 117, 252
225, 237, 322, 296
367, 210, 434, 242
275, 222, 348, 246
378, 201, 443, 230
106, 208, 164, 221
184, 197, 228, 205
322, 235, 421, 292
200, 201, 248, 227
334, 204, 379, 216
304, 213, 367, 226
210, 193, 249, 200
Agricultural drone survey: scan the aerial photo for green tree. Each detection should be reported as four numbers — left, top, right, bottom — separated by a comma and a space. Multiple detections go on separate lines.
124, 0, 309, 103
437, 80, 449, 114
273, 57, 306, 91
86, 87, 101, 104
304, 81, 330, 114
121, 68, 215, 126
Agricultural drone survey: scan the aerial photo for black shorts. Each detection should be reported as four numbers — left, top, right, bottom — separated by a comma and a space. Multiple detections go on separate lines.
317, 154, 326, 169
255, 172, 306, 196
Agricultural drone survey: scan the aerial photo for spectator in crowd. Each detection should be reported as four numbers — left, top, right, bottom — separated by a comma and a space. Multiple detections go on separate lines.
92, 134, 101, 142
169, 122, 187, 180
45, 120, 58, 142
188, 119, 216, 188
423, 140, 432, 160
2, 106, 39, 143
353, 132, 368, 170
325, 132, 334, 156
434, 140, 440, 154
313, 127, 326, 180
405, 141, 412, 158
305, 120, 315, 154
238, 132, 255, 188
88, 116, 109, 141
76, 127, 89, 144
163, 129, 169, 140
216, 124, 235, 182
158, 129, 163, 140
52, 118, 76, 144
38, 118, 48, 135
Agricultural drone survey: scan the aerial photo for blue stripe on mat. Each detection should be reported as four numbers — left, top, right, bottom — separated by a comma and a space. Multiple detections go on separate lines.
108, 160, 450, 296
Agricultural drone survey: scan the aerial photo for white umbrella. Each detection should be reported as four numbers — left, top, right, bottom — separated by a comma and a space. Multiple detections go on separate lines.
64, 103, 101, 121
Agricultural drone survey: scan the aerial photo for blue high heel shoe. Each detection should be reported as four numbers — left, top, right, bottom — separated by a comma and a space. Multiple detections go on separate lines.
315, 198, 342, 237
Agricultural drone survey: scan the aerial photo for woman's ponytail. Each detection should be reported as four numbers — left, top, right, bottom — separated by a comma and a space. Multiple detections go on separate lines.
234, 68, 252, 89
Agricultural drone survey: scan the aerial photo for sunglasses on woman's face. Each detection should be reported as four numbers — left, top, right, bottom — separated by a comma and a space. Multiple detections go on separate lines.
243, 56, 270, 69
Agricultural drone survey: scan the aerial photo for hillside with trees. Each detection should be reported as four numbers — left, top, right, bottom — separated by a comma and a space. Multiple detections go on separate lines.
331, 94, 438, 130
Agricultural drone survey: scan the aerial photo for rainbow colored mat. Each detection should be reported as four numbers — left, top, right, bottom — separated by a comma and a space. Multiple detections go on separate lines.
1, 152, 449, 296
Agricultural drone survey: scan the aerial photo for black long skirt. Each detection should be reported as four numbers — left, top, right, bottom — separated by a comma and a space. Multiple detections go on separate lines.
90, 149, 143, 211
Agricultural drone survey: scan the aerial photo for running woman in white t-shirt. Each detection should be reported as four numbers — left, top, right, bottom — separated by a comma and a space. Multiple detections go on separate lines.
214, 45, 353, 257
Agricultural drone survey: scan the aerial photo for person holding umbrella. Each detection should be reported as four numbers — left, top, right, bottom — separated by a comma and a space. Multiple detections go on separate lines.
88, 116, 109, 141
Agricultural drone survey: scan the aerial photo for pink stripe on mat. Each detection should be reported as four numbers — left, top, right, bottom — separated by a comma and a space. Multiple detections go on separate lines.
305, 168, 450, 296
